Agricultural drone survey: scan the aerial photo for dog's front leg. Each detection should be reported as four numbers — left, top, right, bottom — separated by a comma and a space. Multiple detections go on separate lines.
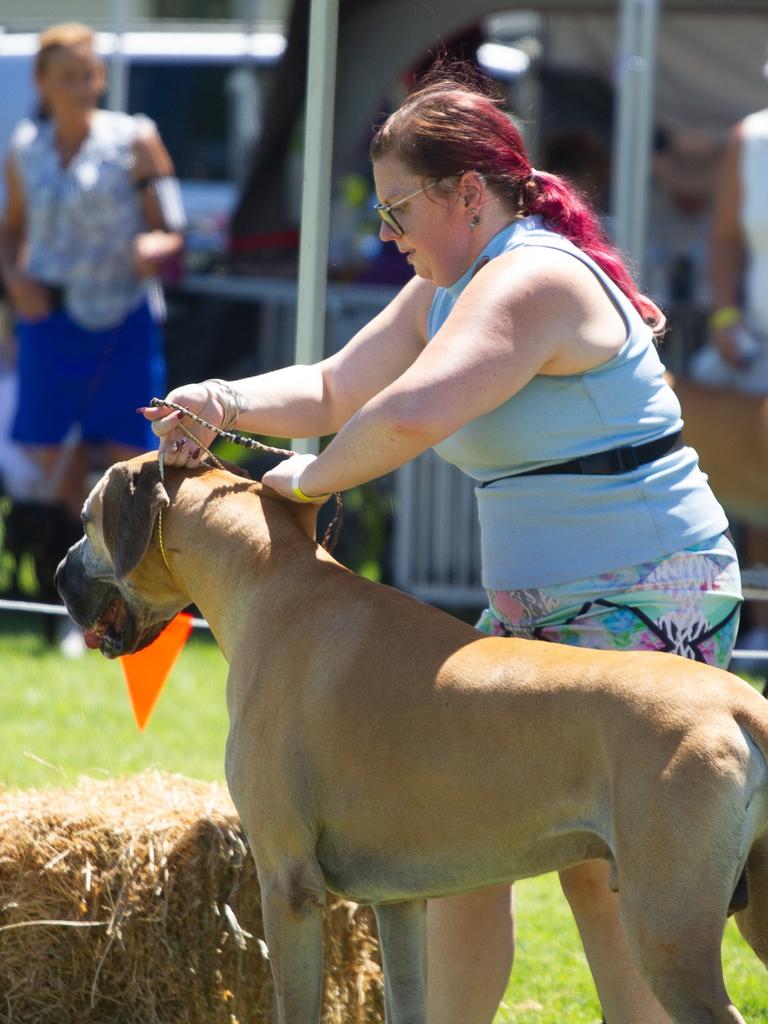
259, 863, 326, 1023
374, 899, 428, 1024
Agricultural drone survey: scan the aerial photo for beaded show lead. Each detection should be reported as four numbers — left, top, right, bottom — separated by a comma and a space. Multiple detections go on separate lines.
149, 396, 343, 552
149, 396, 294, 457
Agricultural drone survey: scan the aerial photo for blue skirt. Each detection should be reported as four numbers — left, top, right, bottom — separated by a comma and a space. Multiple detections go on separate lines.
12, 299, 165, 449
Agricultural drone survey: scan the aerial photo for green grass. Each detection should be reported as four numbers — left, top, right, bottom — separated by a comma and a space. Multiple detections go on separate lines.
498, 873, 768, 1023
0, 612, 229, 788
1, 613, 767, 1020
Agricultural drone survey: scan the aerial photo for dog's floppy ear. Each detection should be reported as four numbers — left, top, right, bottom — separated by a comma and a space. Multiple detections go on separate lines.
101, 460, 170, 578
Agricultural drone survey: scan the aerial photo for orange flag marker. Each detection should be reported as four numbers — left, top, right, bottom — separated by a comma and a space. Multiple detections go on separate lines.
119, 612, 193, 730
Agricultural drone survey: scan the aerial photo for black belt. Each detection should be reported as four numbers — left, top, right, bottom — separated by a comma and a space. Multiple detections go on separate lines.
480, 430, 684, 486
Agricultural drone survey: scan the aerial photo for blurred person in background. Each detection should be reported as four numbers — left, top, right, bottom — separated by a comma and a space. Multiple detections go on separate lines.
540, 128, 613, 232
0, 21, 185, 523
0, 22, 184, 654
689, 59, 768, 658
646, 130, 721, 321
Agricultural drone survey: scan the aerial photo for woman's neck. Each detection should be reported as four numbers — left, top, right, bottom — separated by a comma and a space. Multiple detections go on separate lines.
475, 192, 522, 243
461, 205, 521, 272
53, 110, 94, 165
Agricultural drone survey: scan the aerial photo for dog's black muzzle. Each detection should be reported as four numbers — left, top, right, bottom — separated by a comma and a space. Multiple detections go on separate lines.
54, 545, 112, 626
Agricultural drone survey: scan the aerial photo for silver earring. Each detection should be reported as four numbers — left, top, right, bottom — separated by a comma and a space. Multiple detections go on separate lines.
469, 209, 480, 229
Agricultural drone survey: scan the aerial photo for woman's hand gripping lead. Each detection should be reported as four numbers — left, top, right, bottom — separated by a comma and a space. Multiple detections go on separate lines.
139, 382, 219, 468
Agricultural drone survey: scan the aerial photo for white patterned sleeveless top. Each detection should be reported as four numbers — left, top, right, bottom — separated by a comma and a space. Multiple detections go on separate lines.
10, 110, 157, 330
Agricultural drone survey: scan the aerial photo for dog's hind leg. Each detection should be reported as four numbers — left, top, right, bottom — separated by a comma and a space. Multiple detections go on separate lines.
623, 916, 744, 1023
258, 858, 326, 1024
373, 899, 428, 1024
735, 831, 768, 969
617, 870, 746, 1023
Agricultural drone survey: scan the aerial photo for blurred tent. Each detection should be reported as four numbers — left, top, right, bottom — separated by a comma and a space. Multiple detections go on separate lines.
545, 9, 768, 140
231, 0, 768, 276
226, 0, 767, 380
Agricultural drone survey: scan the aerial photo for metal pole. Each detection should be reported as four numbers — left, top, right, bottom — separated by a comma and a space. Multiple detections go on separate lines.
238, 0, 260, 32
107, 0, 129, 113
292, 0, 340, 454
611, 0, 660, 285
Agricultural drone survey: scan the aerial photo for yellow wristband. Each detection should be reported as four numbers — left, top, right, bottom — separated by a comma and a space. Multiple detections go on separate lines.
291, 467, 331, 503
708, 306, 742, 331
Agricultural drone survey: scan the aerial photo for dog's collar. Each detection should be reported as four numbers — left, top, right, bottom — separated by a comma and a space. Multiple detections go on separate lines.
156, 453, 175, 578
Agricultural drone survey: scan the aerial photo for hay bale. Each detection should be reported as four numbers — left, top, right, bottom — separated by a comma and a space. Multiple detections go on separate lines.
0, 772, 383, 1023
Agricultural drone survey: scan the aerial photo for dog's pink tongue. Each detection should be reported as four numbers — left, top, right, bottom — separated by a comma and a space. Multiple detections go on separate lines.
83, 630, 101, 650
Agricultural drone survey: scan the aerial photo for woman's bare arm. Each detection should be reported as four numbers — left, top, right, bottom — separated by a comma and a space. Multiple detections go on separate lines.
145, 273, 436, 458
0, 155, 52, 321
264, 248, 602, 498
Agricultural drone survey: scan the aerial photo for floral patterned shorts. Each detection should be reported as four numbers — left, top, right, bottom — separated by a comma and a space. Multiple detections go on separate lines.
476, 534, 742, 669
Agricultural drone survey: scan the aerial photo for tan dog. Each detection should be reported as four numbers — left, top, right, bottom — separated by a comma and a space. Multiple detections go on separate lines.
55, 453, 768, 1024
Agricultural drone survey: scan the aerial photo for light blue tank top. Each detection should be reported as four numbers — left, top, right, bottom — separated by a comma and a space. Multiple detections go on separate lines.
10, 110, 158, 330
429, 217, 729, 590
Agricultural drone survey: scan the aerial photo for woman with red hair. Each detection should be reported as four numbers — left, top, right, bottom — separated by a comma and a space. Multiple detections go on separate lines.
148, 68, 741, 1023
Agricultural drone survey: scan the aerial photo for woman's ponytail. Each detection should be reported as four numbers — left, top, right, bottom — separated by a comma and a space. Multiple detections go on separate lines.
526, 170, 664, 333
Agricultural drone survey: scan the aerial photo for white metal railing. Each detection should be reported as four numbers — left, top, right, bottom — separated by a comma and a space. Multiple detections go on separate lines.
393, 453, 484, 607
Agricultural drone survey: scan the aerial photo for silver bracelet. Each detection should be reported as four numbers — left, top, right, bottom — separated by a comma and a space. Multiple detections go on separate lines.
203, 378, 242, 431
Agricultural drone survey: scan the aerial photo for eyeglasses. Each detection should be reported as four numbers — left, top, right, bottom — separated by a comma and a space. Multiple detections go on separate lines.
374, 178, 444, 237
